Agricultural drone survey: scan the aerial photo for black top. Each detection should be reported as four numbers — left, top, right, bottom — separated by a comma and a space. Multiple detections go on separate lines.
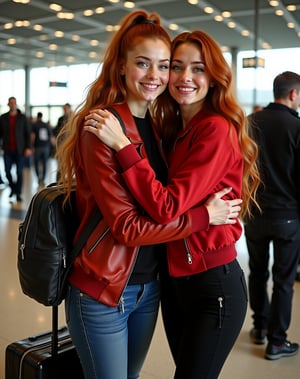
129, 115, 168, 285
248, 102, 300, 219
32, 121, 53, 148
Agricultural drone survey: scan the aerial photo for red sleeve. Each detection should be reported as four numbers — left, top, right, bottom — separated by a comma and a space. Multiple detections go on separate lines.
117, 117, 242, 224
116, 144, 141, 169
76, 131, 193, 246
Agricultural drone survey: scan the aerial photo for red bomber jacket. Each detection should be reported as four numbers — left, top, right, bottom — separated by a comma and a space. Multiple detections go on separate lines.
115, 107, 244, 277
68, 103, 209, 307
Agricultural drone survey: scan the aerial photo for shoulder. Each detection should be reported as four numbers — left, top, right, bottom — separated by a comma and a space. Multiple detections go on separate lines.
194, 112, 232, 136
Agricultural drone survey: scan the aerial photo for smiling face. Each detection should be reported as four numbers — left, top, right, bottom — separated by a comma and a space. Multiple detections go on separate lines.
120, 38, 170, 116
169, 42, 213, 120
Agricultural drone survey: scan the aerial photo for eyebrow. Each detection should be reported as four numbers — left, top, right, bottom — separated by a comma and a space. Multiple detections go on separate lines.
135, 56, 170, 63
172, 59, 205, 65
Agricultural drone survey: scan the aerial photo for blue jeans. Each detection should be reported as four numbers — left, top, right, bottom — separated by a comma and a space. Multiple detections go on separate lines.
65, 281, 160, 379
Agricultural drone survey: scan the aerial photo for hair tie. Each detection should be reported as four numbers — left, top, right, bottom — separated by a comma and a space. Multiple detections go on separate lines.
133, 15, 157, 26
140, 19, 156, 24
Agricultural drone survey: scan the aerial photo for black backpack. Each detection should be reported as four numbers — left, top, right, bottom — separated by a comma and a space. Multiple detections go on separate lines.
17, 184, 101, 306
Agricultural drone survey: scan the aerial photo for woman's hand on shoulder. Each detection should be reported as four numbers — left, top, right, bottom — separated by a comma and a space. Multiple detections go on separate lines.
84, 109, 130, 151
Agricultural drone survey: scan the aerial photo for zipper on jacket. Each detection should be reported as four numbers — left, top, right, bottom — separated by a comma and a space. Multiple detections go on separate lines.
183, 238, 193, 264
87, 227, 110, 254
218, 297, 223, 328
119, 296, 125, 314
116, 246, 140, 312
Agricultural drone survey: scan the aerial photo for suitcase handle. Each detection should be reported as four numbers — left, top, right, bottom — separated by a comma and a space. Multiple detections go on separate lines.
52, 305, 59, 356
28, 326, 67, 342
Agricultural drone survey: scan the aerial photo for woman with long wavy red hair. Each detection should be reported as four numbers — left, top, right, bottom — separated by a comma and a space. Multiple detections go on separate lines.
56, 12, 242, 379
85, 30, 260, 378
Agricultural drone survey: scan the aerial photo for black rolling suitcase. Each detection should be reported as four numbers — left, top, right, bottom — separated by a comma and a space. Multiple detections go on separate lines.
5, 306, 84, 379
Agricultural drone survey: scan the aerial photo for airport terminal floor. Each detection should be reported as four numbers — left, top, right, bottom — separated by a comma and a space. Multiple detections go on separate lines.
0, 158, 299, 378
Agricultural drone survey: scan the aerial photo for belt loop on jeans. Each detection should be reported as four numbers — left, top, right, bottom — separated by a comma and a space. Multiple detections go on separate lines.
224, 264, 230, 274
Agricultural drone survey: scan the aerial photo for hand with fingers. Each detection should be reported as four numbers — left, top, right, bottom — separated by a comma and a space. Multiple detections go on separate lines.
205, 187, 242, 225
84, 109, 130, 151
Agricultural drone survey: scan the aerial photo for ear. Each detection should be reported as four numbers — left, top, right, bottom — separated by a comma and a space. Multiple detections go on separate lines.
290, 88, 298, 101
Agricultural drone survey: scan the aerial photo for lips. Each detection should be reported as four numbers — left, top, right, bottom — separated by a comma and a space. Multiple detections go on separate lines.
141, 83, 160, 91
176, 86, 195, 93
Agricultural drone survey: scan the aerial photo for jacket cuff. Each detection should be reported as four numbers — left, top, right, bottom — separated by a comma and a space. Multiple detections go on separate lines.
189, 206, 210, 233
116, 144, 142, 170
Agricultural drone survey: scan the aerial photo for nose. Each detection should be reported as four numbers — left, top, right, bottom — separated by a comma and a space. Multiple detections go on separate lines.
180, 68, 191, 83
146, 65, 159, 79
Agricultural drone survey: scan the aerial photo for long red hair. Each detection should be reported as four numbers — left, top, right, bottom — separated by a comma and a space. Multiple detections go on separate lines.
154, 30, 260, 220
56, 10, 171, 202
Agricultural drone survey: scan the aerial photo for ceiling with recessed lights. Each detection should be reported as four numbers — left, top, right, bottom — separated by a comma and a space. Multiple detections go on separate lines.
1, 0, 300, 70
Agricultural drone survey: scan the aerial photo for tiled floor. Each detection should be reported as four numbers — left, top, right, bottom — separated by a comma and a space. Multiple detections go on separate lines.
0, 158, 300, 378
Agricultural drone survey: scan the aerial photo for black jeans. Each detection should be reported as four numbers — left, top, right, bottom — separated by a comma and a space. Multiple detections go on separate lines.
161, 259, 247, 379
245, 216, 300, 345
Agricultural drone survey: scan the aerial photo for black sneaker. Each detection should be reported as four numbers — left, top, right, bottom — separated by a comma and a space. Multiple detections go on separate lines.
250, 328, 267, 344
265, 341, 299, 360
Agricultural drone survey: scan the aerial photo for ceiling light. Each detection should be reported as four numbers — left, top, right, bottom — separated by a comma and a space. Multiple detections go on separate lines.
269, 0, 279, 6
72, 35, 80, 42
106, 25, 115, 32
287, 5, 297, 11
90, 40, 99, 46
275, 9, 284, 16
66, 56, 75, 63
95, 7, 105, 14
7, 38, 17, 45
124, 1, 135, 8
36, 51, 45, 58
222, 11, 231, 18
169, 23, 179, 31
241, 30, 250, 36
262, 42, 271, 49
108, 0, 120, 3
4, 23, 14, 29
89, 52, 98, 58
57, 12, 74, 20
49, 3, 62, 12
204, 7, 214, 14
221, 46, 229, 52
227, 22, 236, 28
15, 20, 24, 27
287, 22, 295, 28
33, 24, 43, 31
48, 44, 58, 51
54, 31, 64, 38
83, 9, 94, 17
214, 15, 223, 22
188, 0, 199, 4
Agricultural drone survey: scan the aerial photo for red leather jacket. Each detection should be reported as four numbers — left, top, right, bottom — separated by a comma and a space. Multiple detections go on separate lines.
68, 103, 208, 306
116, 108, 244, 277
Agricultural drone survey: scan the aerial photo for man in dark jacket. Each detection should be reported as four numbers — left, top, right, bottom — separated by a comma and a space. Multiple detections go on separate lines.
0, 97, 32, 201
245, 71, 300, 360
